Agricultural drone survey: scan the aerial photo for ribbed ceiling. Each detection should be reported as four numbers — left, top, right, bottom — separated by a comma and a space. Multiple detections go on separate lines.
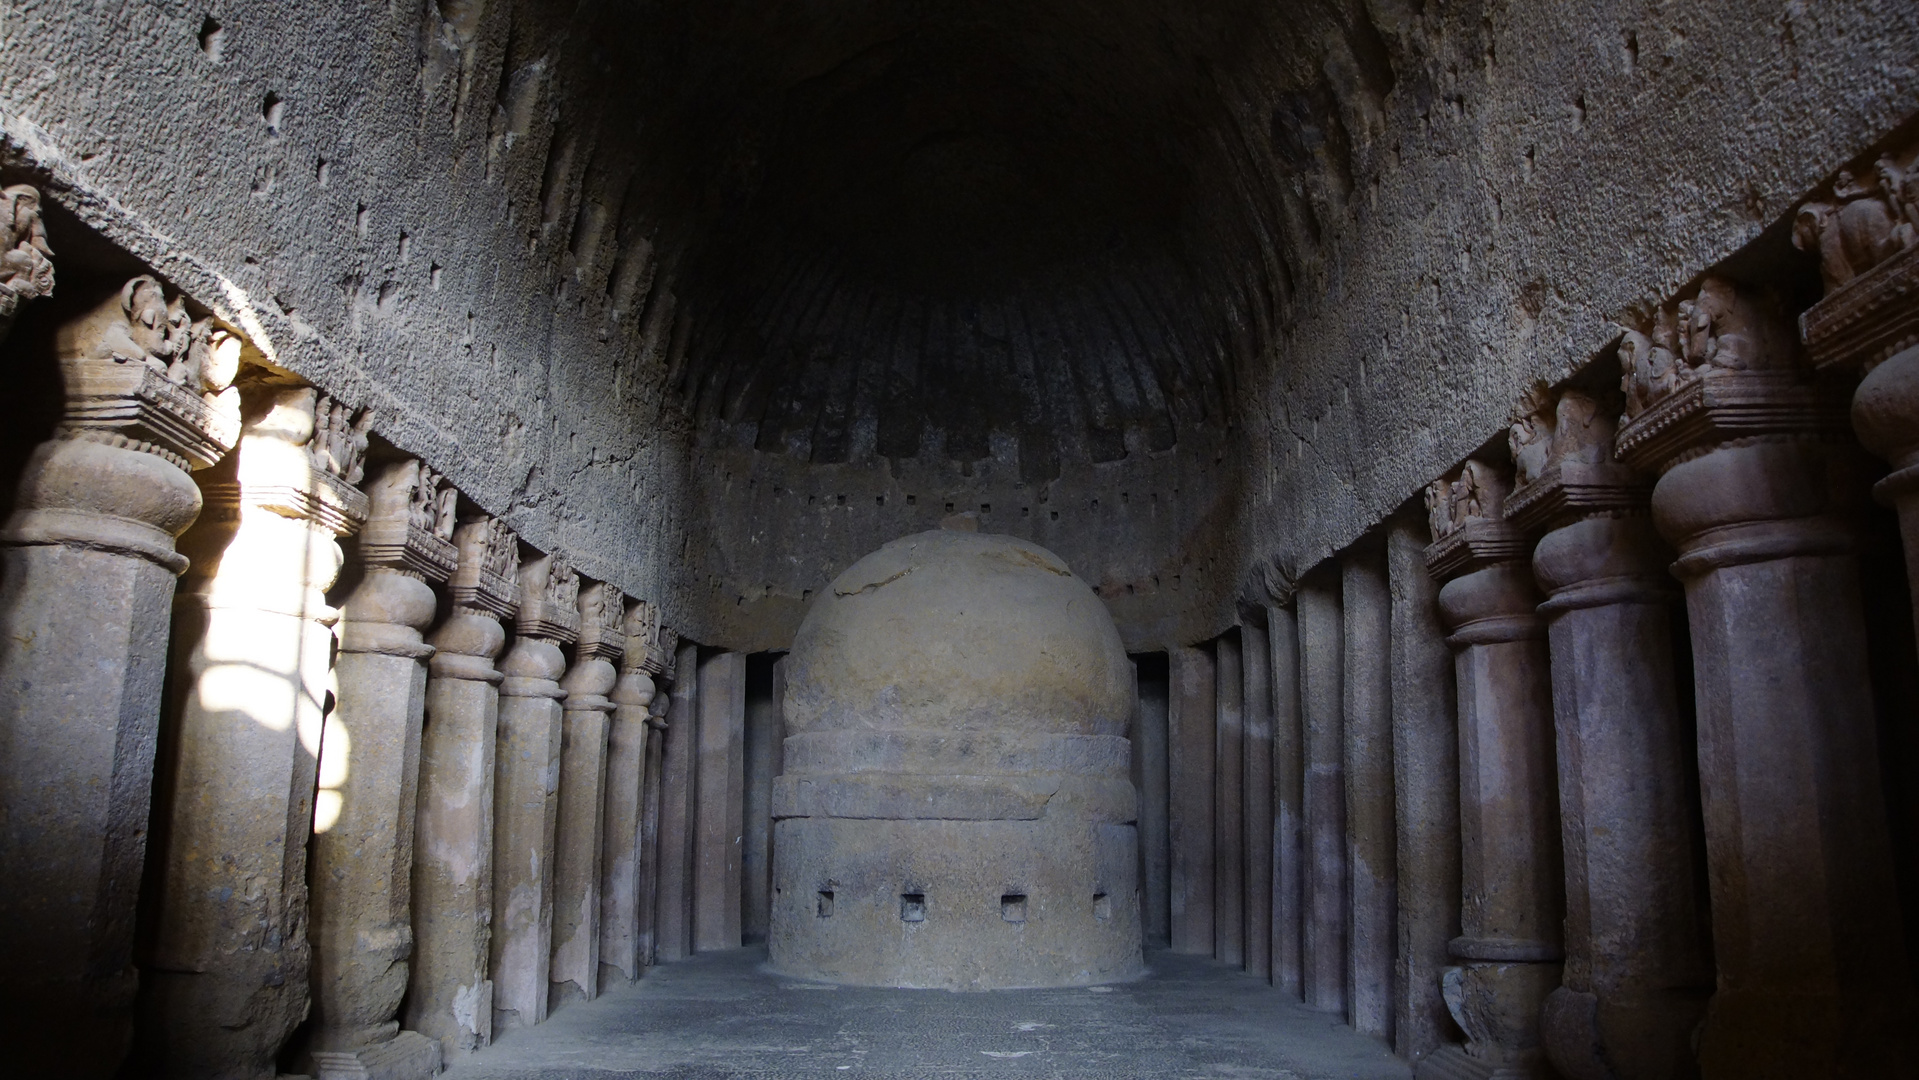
644, 1, 1300, 477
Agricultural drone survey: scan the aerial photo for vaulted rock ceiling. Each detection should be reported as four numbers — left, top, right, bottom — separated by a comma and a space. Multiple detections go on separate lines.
549, 0, 1421, 476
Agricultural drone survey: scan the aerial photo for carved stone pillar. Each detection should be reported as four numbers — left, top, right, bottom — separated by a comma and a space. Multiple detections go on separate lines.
0, 279, 235, 1075
600, 603, 662, 988
1616, 276, 1917, 1076
302, 460, 458, 1080
144, 384, 369, 1077
0, 183, 54, 343
1415, 459, 1561, 1080
550, 582, 624, 1005
1796, 148, 1919, 647
407, 515, 518, 1060
490, 552, 578, 1032
1505, 385, 1711, 1079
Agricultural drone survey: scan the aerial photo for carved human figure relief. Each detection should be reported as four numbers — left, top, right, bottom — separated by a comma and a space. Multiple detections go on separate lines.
1509, 382, 1556, 488
0, 183, 54, 308
309, 394, 374, 484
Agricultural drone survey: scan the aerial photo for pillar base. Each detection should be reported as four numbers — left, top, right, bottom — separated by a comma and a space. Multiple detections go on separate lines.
311, 1030, 442, 1080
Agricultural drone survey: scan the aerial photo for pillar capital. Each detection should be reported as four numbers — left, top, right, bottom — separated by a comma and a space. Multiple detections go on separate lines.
1613, 276, 1848, 475
1503, 383, 1651, 534
575, 581, 627, 666
1423, 458, 1530, 582
448, 515, 520, 621
0, 183, 55, 339
1794, 143, 1919, 377
516, 551, 581, 644
6, 276, 243, 574
358, 459, 459, 582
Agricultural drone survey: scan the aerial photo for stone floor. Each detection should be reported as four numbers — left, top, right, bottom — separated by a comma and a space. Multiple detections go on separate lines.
446, 946, 1413, 1079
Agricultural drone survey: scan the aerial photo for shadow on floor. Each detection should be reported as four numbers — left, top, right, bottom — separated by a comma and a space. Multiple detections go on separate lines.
444, 946, 1412, 1079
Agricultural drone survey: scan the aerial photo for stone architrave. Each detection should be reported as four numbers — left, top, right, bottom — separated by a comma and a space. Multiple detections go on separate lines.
1504, 384, 1713, 1080
304, 459, 459, 1080
144, 384, 369, 1078
490, 552, 580, 1032
1343, 539, 1396, 1040
600, 600, 659, 989
408, 514, 518, 1060
1268, 599, 1306, 999
0, 279, 237, 1075
1214, 631, 1245, 968
694, 649, 746, 952
550, 582, 624, 1005
1167, 644, 1217, 955
655, 639, 700, 961
1415, 458, 1561, 1080
1296, 571, 1347, 1014
1615, 276, 1918, 1076
0, 182, 55, 342
1386, 511, 1461, 1064
1241, 617, 1274, 982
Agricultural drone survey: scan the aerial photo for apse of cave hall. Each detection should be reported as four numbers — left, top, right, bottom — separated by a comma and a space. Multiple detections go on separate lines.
2, 1, 1919, 1078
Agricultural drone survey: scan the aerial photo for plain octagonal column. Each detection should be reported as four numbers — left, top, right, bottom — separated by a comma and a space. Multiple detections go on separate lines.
1297, 571, 1347, 1015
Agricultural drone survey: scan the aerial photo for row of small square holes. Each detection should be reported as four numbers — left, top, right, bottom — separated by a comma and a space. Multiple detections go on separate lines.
816, 890, 1111, 923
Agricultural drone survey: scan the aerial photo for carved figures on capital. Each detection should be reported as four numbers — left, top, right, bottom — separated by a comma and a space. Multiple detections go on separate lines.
516, 551, 582, 643
1426, 458, 1510, 543
622, 600, 657, 673
358, 458, 459, 581
449, 514, 519, 620
0, 183, 54, 322
1618, 277, 1799, 419
310, 394, 374, 485
52, 275, 244, 471
1424, 458, 1530, 581
576, 581, 628, 663
1793, 149, 1919, 294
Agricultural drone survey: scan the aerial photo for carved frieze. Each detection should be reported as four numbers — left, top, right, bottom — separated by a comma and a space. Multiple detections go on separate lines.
1423, 458, 1531, 581
516, 552, 582, 643
358, 459, 460, 582
449, 515, 520, 620
1795, 144, 1919, 373
0, 183, 54, 333
1504, 384, 1650, 533
1614, 276, 1847, 474
576, 581, 628, 664
53, 276, 243, 471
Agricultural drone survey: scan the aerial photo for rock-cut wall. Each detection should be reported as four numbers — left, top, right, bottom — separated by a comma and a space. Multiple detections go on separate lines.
0, 0, 692, 616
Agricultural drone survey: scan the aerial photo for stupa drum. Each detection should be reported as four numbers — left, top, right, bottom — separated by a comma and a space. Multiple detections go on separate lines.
768, 528, 1143, 989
